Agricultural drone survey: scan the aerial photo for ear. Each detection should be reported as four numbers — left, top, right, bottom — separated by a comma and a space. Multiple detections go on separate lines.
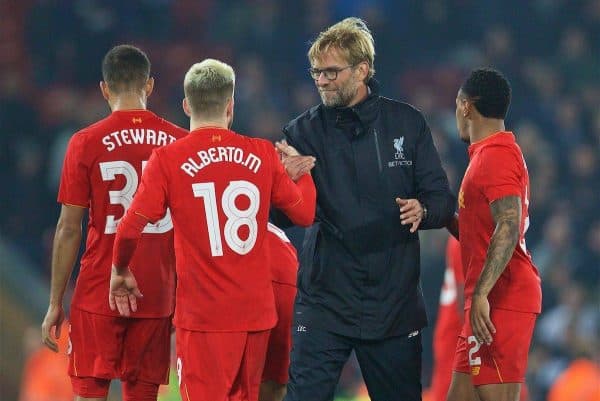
356, 62, 369, 82
226, 96, 234, 117
100, 81, 110, 101
463, 100, 472, 118
145, 77, 155, 97
182, 98, 191, 117
226, 96, 234, 128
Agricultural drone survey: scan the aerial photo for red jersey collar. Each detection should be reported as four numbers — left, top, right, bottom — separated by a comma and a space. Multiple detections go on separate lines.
190, 126, 230, 134
468, 131, 515, 158
111, 109, 154, 116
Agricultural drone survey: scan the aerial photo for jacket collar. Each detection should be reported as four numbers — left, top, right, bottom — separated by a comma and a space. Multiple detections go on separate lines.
322, 79, 380, 133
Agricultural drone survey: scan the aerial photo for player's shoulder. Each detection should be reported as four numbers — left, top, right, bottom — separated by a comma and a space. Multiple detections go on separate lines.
230, 130, 274, 152
67, 115, 114, 148
74, 115, 113, 137
480, 134, 523, 159
152, 114, 188, 138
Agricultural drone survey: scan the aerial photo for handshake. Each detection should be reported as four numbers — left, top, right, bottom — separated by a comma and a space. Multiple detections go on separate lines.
275, 140, 316, 181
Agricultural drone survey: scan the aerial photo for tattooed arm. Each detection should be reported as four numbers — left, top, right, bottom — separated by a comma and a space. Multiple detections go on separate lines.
470, 195, 521, 345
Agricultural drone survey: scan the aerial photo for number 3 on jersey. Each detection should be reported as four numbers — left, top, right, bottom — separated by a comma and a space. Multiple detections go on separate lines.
193, 181, 259, 256
99, 160, 173, 234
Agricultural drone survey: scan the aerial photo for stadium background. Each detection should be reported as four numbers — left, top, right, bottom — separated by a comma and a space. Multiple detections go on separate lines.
1, 1, 598, 400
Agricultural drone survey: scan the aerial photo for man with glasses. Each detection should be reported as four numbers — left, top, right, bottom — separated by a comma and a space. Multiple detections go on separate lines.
274, 17, 456, 401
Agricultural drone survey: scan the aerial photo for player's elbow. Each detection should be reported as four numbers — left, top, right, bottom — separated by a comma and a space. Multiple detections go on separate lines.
293, 213, 315, 227
55, 219, 82, 241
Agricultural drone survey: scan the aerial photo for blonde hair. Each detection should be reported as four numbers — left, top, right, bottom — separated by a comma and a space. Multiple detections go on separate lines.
308, 17, 375, 81
184, 59, 235, 117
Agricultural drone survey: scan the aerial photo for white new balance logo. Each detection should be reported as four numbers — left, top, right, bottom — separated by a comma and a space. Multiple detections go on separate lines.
297, 325, 307, 332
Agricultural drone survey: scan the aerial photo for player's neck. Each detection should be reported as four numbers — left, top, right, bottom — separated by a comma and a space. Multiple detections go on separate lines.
110, 95, 147, 111
469, 120, 505, 144
190, 117, 229, 131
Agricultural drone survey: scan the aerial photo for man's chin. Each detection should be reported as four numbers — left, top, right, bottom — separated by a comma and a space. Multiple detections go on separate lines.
320, 95, 342, 108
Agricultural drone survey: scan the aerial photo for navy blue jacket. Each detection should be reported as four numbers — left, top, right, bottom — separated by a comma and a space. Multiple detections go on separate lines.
279, 81, 455, 339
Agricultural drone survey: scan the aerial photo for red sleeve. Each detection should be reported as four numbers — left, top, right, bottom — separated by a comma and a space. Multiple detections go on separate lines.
112, 211, 148, 267
478, 146, 522, 203
270, 147, 316, 227
446, 237, 464, 285
57, 133, 90, 207
129, 149, 169, 223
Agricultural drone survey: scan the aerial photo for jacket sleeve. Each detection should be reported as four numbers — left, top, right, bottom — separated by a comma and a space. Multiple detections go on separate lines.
413, 114, 456, 229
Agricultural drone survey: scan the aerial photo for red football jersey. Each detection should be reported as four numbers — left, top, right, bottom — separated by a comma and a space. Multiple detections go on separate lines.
266, 223, 298, 286
128, 127, 315, 331
58, 109, 187, 317
429, 236, 464, 401
458, 132, 541, 313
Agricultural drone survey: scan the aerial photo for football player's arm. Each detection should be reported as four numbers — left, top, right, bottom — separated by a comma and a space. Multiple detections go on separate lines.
471, 195, 521, 345
271, 148, 316, 227
42, 204, 85, 352
110, 150, 168, 316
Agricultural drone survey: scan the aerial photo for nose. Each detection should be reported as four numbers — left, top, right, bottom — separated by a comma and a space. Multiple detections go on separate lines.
316, 73, 329, 86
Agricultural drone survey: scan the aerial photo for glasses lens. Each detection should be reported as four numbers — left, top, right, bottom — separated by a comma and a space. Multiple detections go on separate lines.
323, 70, 336, 80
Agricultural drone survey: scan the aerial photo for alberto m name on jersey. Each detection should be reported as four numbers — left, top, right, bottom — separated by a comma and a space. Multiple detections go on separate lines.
102, 128, 178, 151
181, 146, 262, 177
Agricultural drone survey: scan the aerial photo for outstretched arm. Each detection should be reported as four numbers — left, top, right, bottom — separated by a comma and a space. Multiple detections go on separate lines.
470, 195, 521, 345
42, 204, 85, 352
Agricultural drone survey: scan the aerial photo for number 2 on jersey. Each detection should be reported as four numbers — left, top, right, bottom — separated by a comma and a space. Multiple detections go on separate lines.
99, 160, 173, 234
192, 180, 260, 256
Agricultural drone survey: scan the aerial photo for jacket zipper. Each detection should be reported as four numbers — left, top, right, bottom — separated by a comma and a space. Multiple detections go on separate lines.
373, 129, 383, 173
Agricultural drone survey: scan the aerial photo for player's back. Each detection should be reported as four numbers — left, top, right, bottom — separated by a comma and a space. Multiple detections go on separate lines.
59, 110, 187, 317
147, 127, 311, 332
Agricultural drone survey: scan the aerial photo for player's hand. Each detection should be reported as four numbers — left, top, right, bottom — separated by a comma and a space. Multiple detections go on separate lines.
276, 141, 316, 181
275, 140, 301, 157
109, 266, 143, 317
470, 294, 495, 345
41, 304, 65, 353
396, 198, 424, 233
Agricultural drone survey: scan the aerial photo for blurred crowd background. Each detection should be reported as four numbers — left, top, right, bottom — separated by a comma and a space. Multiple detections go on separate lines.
1, 1, 598, 400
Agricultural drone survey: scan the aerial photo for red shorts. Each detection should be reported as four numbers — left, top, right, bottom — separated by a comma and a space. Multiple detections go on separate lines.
263, 281, 296, 384
68, 307, 171, 385
453, 308, 537, 385
176, 328, 270, 401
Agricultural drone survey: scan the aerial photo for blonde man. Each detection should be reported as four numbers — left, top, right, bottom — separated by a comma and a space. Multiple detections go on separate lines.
274, 18, 455, 401
108, 58, 316, 401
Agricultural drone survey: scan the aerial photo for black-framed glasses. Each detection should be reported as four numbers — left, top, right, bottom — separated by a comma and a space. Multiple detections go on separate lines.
308, 65, 354, 80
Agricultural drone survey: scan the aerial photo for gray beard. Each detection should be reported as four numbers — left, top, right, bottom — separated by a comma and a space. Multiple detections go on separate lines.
320, 84, 358, 108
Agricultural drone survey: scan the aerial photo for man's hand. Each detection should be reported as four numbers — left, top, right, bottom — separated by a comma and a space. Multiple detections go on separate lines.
396, 198, 424, 233
109, 266, 143, 317
41, 304, 65, 352
470, 294, 495, 345
275, 141, 316, 181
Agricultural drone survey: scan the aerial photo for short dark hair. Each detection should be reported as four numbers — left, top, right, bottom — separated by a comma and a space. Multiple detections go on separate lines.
460, 68, 511, 119
102, 45, 150, 93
